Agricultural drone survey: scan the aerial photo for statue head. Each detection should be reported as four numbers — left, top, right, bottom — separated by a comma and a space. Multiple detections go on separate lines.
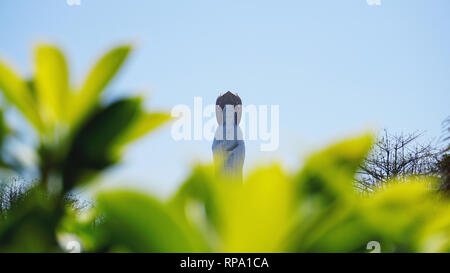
215, 91, 242, 125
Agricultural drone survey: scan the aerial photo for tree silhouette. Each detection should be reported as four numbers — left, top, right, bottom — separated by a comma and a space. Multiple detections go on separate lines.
356, 130, 440, 192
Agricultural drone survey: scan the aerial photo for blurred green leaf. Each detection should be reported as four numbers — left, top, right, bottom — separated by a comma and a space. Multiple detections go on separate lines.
171, 164, 296, 252
34, 45, 69, 125
70, 45, 131, 125
0, 109, 12, 169
287, 133, 374, 252
62, 97, 141, 191
170, 165, 221, 230
296, 133, 374, 203
219, 164, 295, 252
0, 109, 9, 146
97, 190, 207, 252
0, 60, 43, 131
360, 179, 443, 251
418, 202, 450, 252
114, 112, 171, 148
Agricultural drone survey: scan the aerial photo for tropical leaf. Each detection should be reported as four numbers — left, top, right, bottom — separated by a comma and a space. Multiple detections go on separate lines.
287, 133, 374, 252
360, 179, 440, 251
113, 111, 171, 148
62, 97, 142, 191
0, 109, 9, 146
0, 60, 43, 131
70, 45, 132, 125
171, 164, 296, 252
418, 201, 450, 252
34, 45, 69, 124
219, 164, 295, 252
295, 133, 374, 204
97, 190, 207, 252
169, 165, 222, 245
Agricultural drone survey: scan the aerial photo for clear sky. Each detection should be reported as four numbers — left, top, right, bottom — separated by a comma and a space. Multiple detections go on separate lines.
1, 0, 449, 197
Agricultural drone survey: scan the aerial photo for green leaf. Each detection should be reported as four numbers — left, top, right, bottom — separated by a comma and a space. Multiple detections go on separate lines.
171, 164, 296, 252
70, 45, 132, 125
0, 60, 43, 131
97, 190, 206, 252
114, 111, 171, 148
361, 179, 440, 249
71, 97, 141, 160
218, 164, 295, 252
62, 98, 142, 191
418, 201, 450, 252
169, 165, 222, 233
0, 109, 9, 146
34, 45, 69, 124
287, 133, 374, 252
295, 133, 374, 204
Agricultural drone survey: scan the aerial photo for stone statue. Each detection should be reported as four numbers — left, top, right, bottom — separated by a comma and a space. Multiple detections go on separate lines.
212, 91, 245, 181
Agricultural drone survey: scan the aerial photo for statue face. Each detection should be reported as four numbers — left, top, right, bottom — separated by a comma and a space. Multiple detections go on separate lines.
216, 91, 242, 109
215, 91, 242, 125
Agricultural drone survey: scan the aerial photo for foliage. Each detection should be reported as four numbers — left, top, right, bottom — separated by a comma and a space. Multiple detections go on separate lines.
0, 44, 171, 252
71, 134, 450, 253
0, 45, 449, 253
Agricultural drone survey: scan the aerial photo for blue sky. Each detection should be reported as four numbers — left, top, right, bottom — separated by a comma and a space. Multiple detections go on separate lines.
1, 0, 449, 197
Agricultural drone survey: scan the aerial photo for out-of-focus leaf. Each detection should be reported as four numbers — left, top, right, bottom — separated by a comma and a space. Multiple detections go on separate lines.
0, 61, 43, 131
62, 98, 141, 191
169, 165, 222, 249
97, 190, 207, 252
0, 109, 10, 147
418, 202, 450, 252
114, 111, 171, 148
301, 212, 377, 252
70, 45, 131, 125
219, 164, 295, 252
34, 45, 69, 124
361, 179, 440, 251
71, 97, 141, 161
287, 133, 373, 252
295, 133, 374, 204
172, 164, 296, 252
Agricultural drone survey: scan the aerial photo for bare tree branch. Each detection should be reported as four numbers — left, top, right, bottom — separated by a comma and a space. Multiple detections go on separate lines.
355, 130, 440, 192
